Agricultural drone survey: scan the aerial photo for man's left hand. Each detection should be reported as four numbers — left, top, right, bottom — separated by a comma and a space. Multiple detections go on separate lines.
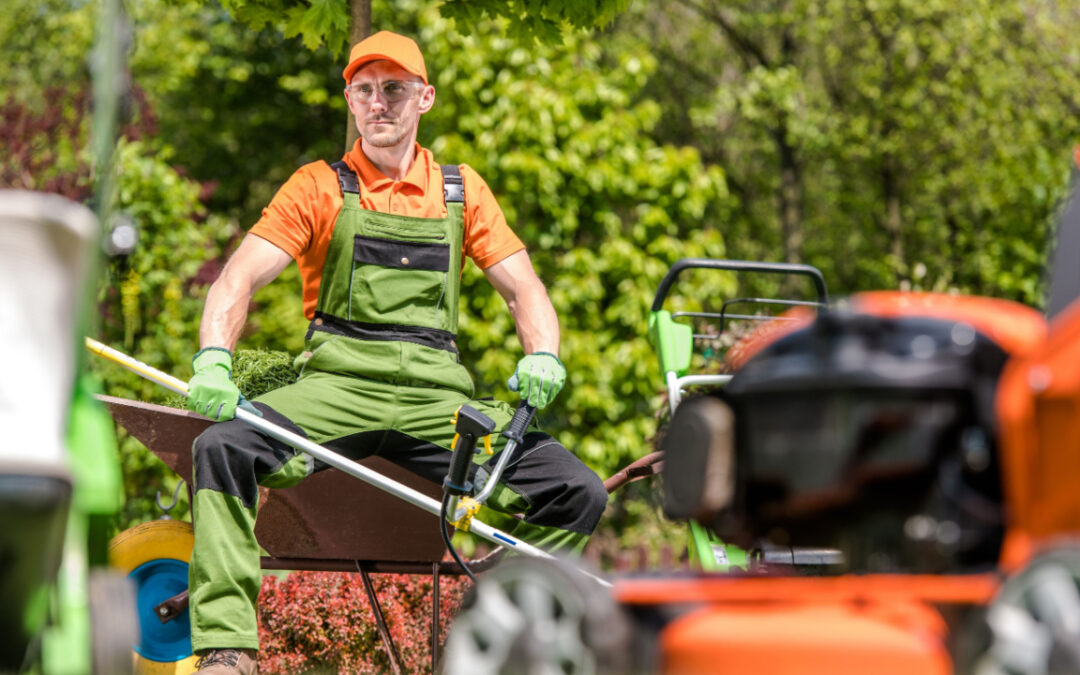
507, 352, 566, 409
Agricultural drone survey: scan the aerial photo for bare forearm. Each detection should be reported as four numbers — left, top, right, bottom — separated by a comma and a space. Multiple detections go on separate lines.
508, 283, 560, 355
483, 250, 561, 356
199, 273, 253, 352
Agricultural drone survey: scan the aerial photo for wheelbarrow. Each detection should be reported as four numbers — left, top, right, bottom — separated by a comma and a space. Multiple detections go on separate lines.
92, 342, 649, 674
101, 392, 488, 674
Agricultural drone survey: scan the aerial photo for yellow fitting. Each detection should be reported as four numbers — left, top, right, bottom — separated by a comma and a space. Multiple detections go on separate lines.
448, 496, 482, 532
451, 406, 463, 449
483, 435, 493, 455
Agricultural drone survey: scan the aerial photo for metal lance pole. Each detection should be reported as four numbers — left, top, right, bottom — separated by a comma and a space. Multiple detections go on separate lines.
85, 337, 611, 587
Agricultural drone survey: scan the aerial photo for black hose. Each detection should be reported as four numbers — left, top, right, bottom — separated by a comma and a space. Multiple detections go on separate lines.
440, 493, 477, 584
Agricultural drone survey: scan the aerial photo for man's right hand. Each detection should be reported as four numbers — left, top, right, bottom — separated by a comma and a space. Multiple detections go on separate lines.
188, 348, 240, 421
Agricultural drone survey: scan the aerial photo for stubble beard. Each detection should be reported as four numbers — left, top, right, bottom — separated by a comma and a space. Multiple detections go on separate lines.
364, 121, 410, 148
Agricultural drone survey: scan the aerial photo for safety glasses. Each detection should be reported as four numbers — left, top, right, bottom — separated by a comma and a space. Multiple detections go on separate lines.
345, 79, 425, 104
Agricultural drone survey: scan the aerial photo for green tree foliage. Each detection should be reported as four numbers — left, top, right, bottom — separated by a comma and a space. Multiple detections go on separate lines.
142, 8, 344, 225
7, 0, 1080, 552
99, 138, 239, 526
206, 0, 628, 53
439, 0, 629, 43
636, 0, 1080, 306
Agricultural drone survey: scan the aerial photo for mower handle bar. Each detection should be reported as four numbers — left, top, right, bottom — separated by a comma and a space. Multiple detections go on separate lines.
651, 258, 829, 312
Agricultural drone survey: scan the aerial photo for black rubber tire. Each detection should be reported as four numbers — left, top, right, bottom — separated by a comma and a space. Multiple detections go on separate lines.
442, 557, 634, 674
964, 545, 1080, 675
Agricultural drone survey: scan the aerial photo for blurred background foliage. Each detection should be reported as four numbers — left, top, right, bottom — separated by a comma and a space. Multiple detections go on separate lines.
3, 0, 1079, 559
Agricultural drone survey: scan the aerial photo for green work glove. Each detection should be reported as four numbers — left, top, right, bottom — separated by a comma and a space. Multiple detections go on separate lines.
507, 352, 566, 410
188, 347, 240, 422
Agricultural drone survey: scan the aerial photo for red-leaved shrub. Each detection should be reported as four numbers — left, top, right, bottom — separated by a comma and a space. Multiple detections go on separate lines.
257, 571, 467, 674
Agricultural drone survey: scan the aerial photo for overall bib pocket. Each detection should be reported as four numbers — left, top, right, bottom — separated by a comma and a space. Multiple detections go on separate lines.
350, 235, 450, 325
363, 221, 447, 242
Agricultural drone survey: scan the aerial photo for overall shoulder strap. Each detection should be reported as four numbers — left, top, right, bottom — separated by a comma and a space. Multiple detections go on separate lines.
441, 164, 464, 204
330, 160, 360, 195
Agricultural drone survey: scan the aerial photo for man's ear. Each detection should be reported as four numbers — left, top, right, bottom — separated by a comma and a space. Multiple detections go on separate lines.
417, 85, 436, 114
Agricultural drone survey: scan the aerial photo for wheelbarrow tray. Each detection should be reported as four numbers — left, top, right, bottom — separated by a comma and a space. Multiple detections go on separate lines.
99, 395, 449, 563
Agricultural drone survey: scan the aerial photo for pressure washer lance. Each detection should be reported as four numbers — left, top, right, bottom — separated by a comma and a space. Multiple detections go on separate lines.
83, 338, 598, 574
440, 405, 498, 582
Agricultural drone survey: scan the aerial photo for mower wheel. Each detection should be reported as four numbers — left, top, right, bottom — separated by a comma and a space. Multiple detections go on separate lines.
109, 520, 198, 675
89, 569, 138, 675
442, 557, 633, 675
975, 545, 1080, 675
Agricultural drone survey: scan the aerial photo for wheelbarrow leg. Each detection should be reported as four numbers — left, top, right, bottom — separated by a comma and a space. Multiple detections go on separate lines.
358, 567, 404, 675
431, 562, 441, 673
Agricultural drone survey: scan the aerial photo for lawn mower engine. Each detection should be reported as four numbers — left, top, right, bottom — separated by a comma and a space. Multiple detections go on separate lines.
664, 303, 1012, 574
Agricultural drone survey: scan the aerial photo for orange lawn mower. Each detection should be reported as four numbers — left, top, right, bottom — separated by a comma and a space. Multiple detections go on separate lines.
443, 150, 1080, 674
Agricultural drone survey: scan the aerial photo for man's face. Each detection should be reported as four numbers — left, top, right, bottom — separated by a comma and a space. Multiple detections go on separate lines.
345, 60, 434, 149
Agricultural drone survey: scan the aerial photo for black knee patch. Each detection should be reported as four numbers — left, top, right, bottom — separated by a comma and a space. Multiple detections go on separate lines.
495, 433, 609, 535
192, 403, 307, 508
576, 470, 610, 532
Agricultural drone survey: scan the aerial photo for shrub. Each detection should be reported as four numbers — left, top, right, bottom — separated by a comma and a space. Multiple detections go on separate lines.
257, 570, 468, 674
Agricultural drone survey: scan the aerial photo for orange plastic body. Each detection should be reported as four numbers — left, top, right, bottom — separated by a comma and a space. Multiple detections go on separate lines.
614, 574, 998, 674
659, 602, 950, 675
850, 291, 1046, 357
614, 574, 1000, 607
615, 574, 997, 674
650, 290, 1065, 672
996, 297, 1080, 569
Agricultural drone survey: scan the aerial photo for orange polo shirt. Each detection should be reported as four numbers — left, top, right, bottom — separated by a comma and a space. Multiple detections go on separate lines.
250, 141, 524, 319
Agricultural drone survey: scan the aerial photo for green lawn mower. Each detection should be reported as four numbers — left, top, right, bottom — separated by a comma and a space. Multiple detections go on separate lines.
0, 190, 135, 674
647, 258, 842, 572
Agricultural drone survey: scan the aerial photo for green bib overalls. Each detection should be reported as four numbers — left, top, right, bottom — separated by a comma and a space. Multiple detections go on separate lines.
187, 161, 608, 652
296, 161, 474, 394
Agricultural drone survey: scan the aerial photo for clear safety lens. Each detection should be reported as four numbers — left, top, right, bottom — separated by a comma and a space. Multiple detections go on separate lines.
345, 80, 424, 104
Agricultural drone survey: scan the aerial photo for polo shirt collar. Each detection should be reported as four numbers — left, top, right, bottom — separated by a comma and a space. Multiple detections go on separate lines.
345, 140, 430, 193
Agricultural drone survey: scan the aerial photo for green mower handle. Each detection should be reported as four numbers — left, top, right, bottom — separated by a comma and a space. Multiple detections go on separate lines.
651, 258, 829, 312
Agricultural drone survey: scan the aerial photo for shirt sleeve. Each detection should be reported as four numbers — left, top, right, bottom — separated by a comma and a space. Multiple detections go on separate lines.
460, 164, 525, 270
249, 163, 325, 259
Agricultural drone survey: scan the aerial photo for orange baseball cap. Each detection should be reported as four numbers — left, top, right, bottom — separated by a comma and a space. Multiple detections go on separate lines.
343, 31, 428, 84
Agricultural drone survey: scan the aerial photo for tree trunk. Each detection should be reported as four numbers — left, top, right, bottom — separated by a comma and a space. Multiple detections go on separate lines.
776, 125, 803, 265
882, 161, 905, 283
345, 0, 372, 152
776, 23, 803, 266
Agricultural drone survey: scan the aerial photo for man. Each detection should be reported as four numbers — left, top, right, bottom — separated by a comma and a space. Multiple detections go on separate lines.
185, 31, 608, 674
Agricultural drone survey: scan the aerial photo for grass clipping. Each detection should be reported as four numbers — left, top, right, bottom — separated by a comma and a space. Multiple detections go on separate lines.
232, 349, 297, 399
168, 349, 297, 408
